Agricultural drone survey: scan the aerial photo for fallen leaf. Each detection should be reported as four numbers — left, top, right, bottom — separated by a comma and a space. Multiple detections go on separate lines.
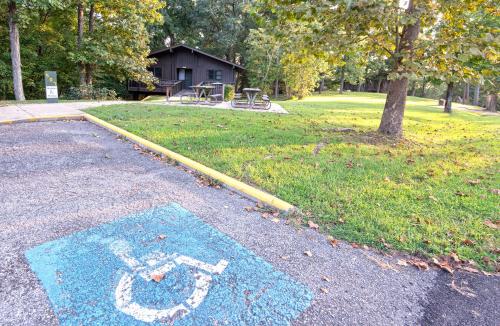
307, 220, 319, 229
280, 255, 289, 260
380, 238, 392, 249
320, 287, 329, 294
490, 189, 500, 195
157, 234, 167, 240
271, 218, 280, 223
244, 206, 254, 212
351, 243, 360, 249
261, 212, 271, 219
408, 259, 429, 270
364, 253, 398, 271
397, 259, 408, 266
321, 276, 331, 282
151, 273, 164, 283
484, 220, 498, 230
455, 191, 466, 197
256, 202, 264, 209
432, 258, 453, 273
450, 252, 460, 263
461, 266, 480, 274
428, 195, 439, 202
462, 239, 475, 246
450, 280, 477, 298
329, 238, 339, 247
467, 179, 481, 185
303, 250, 313, 257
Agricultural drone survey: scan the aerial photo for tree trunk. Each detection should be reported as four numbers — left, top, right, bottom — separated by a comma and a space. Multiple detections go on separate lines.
376, 78, 382, 93
485, 93, 497, 112
378, 0, 419, 136
357, 83, 362, 92
85, 3, 95, 85
8, 1, 25, 101
77, 1, 85, 86
339, 67, 344, 94
409, 81, 416, 96
473, 84, 480, 105
421, 77, 427, 97
379, 77, 409, 136
274, 79, 279, 98
463, 82, 469, 103
319, 78, 324, 94
444, 82, 454, 113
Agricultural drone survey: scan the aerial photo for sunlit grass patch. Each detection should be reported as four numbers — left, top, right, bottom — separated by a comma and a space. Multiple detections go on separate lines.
87, 92, 500, 270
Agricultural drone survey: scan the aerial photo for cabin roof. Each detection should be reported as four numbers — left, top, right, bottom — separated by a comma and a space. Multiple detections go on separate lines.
149, 44, 245, 70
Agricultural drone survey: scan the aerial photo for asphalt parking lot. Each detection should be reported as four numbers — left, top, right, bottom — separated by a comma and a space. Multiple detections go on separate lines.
0, 120, 498, 325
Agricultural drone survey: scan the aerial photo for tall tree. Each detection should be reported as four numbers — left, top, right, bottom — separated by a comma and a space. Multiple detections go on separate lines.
7, 0, 25, 100
255, 0, 496, 136
77, 1, 85, 86
377, 0, 420, 135
70, 0, 164, 88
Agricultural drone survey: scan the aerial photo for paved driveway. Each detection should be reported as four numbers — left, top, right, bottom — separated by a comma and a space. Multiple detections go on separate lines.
0, 121, 498, 325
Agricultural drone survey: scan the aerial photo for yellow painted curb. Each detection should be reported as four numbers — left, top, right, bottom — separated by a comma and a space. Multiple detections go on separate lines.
83, 113, 295, 212
1, 112, 295, 211
0, 114, 84, 125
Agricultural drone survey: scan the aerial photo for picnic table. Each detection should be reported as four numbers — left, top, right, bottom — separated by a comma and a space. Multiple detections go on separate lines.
242, 88, 261, 108
199, 85, 214, 103
190, 85, 205, 103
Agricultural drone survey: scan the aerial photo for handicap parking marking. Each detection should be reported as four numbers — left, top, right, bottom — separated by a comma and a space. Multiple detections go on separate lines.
25, 203, 312, 325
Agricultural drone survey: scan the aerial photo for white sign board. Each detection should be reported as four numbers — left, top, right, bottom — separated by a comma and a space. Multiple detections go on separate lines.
46, 86, 58, 99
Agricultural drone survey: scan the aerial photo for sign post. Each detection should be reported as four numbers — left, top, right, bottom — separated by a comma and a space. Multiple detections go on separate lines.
44, 71, 58, 103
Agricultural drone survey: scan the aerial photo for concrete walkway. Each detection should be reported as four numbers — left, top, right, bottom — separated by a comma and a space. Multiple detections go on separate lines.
0, 101, 127, 121
145, 99, 289, 114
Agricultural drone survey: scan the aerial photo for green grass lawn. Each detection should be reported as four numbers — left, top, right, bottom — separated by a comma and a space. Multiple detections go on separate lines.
87, 92, 499, 270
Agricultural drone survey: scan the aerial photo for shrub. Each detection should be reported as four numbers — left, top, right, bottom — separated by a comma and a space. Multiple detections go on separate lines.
64, 85, 118, 100
224, 84, 235, 101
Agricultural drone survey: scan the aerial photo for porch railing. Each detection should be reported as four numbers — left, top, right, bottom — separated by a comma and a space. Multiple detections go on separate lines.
128, 79, 183, 95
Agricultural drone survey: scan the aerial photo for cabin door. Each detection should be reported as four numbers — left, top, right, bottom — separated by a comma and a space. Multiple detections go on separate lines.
178, 68, 193, 89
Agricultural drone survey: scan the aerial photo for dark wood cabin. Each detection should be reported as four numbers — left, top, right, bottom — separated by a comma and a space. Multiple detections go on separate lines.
128, 44, 244, 98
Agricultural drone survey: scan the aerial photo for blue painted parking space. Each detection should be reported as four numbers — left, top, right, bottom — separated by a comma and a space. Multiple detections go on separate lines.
25, 203, 312, 325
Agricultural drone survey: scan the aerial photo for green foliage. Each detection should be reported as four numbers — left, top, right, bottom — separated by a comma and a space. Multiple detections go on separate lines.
223, 84, 234, 101
282, 52, 329, 99
246, 19, 333, 97
246, 28, 283, 93
64, 85, 117, 100
88, 92, 500, 270
151, 0, 254, 64
0, 0, 164, 99
70, 0, 164, 86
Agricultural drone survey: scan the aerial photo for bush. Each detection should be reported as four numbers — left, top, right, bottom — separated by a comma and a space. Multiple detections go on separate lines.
224, 84, 235, 101
64, 85, 118, 100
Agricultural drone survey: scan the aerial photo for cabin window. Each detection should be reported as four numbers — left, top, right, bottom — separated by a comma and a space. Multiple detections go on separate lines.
148, 67, 162, 79
208, 69, 222, 81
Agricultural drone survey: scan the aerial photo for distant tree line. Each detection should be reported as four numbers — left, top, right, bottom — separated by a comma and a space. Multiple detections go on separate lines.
2, 0, 498, 136
1, 0, 163, 100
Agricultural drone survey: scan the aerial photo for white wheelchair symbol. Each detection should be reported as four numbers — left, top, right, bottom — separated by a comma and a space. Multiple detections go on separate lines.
109, 240, 228, 323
